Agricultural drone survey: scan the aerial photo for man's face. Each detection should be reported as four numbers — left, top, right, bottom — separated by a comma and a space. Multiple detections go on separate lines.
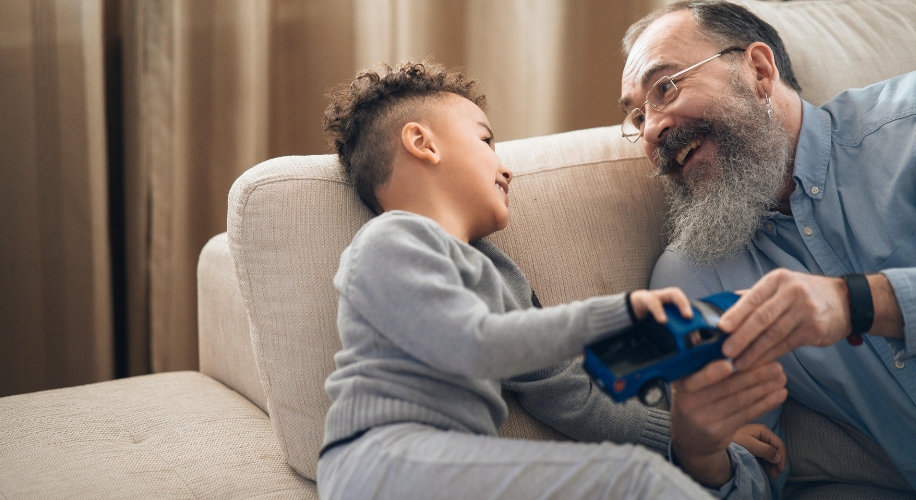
620, 11, 733, 186
620, 11, 794, 264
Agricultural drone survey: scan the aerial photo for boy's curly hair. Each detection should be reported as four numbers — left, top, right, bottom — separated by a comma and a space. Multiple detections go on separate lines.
324, 60, 486, 213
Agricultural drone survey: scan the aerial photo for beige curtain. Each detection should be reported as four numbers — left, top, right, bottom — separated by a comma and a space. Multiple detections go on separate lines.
0, 0, 113, 396
126, 0, 672, 374
121, 0, 274, 374
1, 0, 675, 394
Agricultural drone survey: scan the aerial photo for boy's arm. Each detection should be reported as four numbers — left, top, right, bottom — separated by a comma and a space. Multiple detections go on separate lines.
343, 215, 634, 380
481, 237, 671, 455
503, 361, 672, 455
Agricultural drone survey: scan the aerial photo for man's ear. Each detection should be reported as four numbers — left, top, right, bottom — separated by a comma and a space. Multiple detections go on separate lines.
746, 41, 780, 98
401, 122, 440, 165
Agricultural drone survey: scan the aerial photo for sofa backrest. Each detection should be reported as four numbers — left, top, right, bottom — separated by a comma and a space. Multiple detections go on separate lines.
226, 0, 916, 482
737, 0, 916, 107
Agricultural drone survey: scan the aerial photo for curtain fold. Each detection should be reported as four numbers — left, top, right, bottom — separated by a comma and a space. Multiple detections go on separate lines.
123, 0, 274, 373
0, 0, 113, 396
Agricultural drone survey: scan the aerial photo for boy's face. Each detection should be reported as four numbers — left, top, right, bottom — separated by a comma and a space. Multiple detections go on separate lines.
433, 94, 512, 240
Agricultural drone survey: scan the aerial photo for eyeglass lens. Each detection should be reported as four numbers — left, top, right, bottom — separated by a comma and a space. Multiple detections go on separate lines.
622, 76, 680, 142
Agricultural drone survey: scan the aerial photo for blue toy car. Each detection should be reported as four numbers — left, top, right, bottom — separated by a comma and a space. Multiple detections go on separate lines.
583, 291, 740, 406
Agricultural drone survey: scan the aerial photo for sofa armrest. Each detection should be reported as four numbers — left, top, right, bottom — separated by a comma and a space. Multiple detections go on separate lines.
197, 232, 267, 412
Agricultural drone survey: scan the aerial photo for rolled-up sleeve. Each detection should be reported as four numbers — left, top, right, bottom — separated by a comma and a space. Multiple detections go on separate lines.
702, 444, 783, 500
882, 268, 916, 360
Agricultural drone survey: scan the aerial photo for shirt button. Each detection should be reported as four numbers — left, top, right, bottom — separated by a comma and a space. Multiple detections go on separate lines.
811, 186, 820, 195
766, 222, 774, 231
896, 360, 906, 369
803, 226, 813, 236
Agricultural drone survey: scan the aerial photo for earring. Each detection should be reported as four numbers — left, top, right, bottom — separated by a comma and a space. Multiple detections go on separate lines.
765, 92, 773, 121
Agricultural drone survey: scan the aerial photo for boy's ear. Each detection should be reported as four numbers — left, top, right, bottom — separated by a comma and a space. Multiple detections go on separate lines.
401, 122, 440, 165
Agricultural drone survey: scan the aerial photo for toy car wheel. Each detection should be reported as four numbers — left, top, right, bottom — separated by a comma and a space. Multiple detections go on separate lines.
638, 380, 666, 407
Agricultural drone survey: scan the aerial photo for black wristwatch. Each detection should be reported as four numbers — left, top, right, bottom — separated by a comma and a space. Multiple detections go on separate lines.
842, 274, 873, 346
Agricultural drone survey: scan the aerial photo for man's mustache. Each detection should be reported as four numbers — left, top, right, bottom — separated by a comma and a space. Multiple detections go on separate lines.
652, 120, 717, 177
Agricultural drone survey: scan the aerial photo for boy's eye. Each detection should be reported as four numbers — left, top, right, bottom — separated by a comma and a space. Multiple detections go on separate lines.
482, 136, 493, 145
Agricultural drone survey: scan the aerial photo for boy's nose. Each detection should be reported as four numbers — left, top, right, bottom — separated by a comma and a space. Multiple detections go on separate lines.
501, 166, 513, 184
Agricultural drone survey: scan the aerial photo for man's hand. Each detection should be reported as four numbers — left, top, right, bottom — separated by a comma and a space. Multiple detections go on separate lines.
670, 360, 788, 487
718, 269, 852, 370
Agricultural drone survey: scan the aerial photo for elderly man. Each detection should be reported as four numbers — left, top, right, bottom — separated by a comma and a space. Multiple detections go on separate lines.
619, 0, 916, 497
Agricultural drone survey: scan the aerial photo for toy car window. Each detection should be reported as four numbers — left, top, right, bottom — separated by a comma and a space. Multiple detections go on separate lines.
594, 321, 678, 377
685, 328, 722, 349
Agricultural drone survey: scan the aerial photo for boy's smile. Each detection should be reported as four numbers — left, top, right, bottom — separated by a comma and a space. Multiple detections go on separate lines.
496, 175, 509, 198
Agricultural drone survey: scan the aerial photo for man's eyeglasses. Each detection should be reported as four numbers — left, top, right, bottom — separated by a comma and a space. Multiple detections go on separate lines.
621, 47, 745, 143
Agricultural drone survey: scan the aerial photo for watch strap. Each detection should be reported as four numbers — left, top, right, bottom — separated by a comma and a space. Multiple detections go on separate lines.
843, 273, 873, 345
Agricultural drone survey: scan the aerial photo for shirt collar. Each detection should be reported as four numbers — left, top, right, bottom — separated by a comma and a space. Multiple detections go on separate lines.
792, 100, 831, 201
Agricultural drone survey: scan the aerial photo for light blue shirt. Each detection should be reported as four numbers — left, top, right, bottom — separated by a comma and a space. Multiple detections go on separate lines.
651, 71, 916, 498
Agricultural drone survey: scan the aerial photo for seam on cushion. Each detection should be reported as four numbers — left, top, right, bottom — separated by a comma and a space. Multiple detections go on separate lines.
229, 157, 650, 237
231, 151, 647, 215
240, 485, 314, 499
242, 176, 350, 191
234, 158, 646, 189
269, 397, 316, 471
107, 407, 200, 499
269, 396, 323, 422
229, 173, 352, 276
507, 157, 654, 179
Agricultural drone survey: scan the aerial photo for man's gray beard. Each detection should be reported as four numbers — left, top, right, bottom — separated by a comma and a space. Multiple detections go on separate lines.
660, 80, 794, 266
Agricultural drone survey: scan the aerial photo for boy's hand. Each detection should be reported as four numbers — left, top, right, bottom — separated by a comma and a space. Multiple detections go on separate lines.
732, 423, 786, 479
629, 287, 693, 324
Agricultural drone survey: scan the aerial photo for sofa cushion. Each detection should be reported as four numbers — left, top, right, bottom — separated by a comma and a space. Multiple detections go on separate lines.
487, 129, 663, 304
0, 371, 315, 499
198, 233, 269, 413
228, 155, 371, 481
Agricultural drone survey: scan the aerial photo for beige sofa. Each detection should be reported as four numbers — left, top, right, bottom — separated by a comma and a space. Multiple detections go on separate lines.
3, 1, 916, 498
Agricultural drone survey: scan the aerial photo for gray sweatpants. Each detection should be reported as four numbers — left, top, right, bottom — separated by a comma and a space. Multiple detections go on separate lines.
317, 423, 713, 500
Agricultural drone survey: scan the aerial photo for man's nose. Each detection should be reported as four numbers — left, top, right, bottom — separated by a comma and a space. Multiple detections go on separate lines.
641, 106, 675, 145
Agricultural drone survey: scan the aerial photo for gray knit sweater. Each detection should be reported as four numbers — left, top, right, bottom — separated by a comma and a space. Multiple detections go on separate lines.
322, 211, 670, 454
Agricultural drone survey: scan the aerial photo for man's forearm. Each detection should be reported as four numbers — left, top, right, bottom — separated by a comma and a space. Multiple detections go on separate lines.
867, 273, 905, 338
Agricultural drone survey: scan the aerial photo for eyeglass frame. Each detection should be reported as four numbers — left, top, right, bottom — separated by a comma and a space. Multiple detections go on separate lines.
621, 46, 746, 143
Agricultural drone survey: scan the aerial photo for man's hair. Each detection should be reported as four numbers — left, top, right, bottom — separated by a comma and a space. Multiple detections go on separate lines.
324, 60, 486, 213
622, 1, 801, 93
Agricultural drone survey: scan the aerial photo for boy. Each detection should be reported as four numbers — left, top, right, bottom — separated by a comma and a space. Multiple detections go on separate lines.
318, 60, 783, 499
